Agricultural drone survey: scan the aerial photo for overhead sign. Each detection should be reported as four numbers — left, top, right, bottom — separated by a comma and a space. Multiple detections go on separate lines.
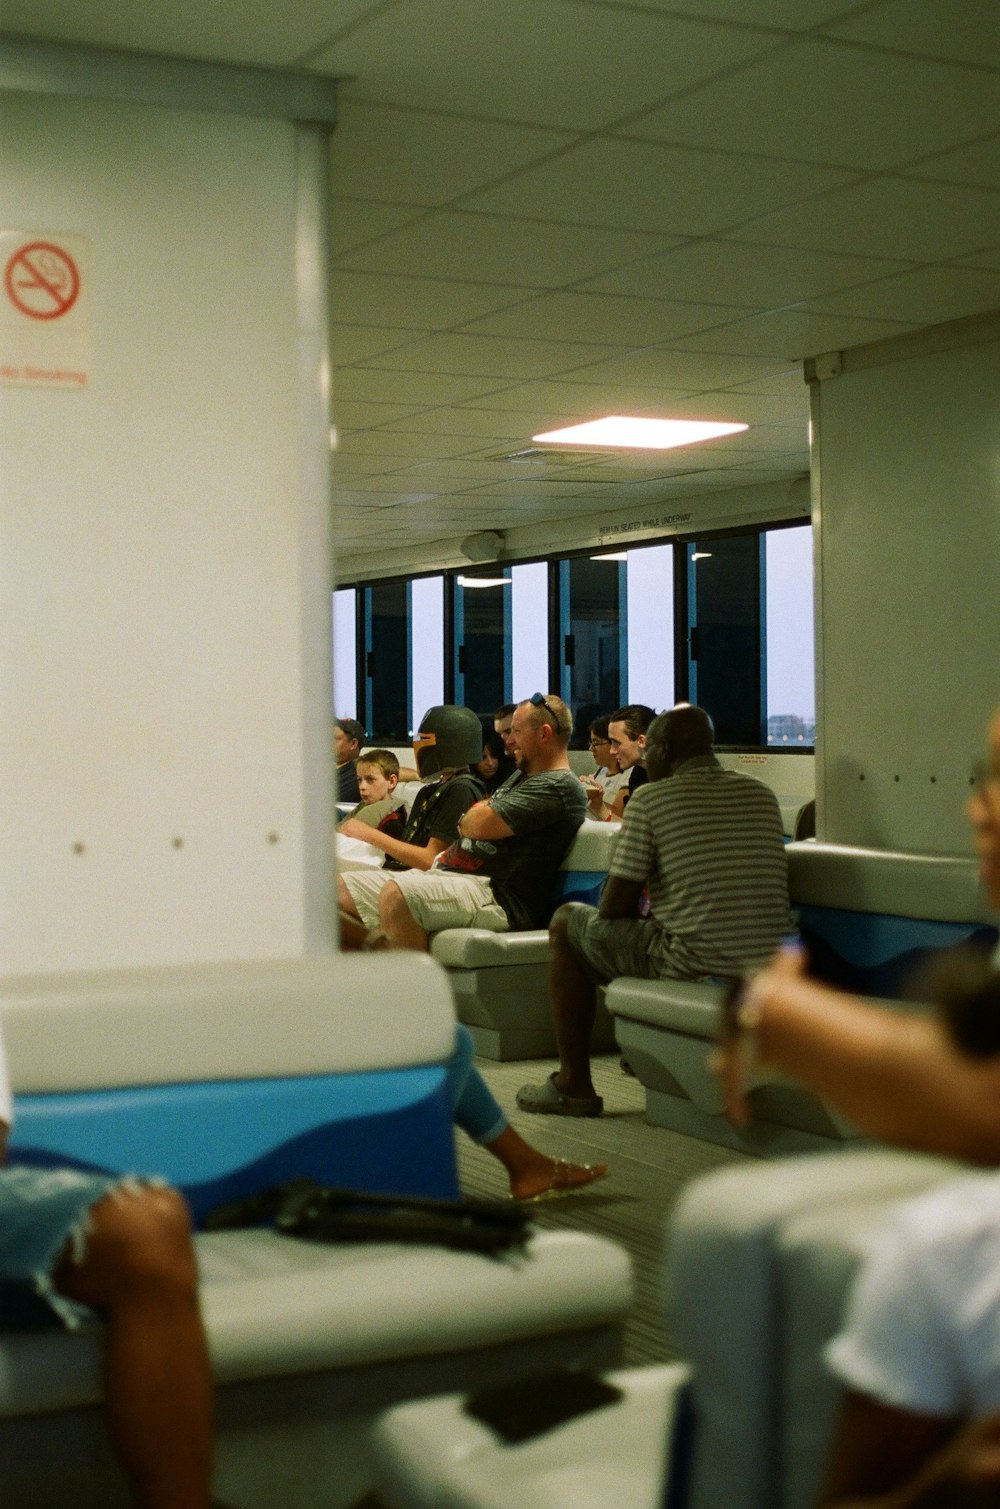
0, 232, 91, 388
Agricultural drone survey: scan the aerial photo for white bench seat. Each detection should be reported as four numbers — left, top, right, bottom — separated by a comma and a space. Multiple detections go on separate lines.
606, 843, 997, 1155
2, 1225, 632, 1508
430, 821, 620, 1060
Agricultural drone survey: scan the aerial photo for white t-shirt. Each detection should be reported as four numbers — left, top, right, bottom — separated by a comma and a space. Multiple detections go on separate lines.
0, 1022, 11, 1129
826, 1171, 1000, 1419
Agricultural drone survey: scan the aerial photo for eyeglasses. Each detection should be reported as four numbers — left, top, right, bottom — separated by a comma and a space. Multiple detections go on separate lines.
589, 737, 611, 748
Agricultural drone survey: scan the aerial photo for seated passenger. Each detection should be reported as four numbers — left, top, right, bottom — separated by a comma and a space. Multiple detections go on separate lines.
714, 706, 1000, 1163
518, 705, 791, 1117
820, 1170, 1000, 1507
579, 715, 628, 821
334, 716, 365, 805
344, 695, 587, 953
0, 1027, 214, 1508
606, 703, 655, 819
493, 702, 517, 760
342, 747, 407, 839
474, 722, 515, 796
337, 704, 486, 942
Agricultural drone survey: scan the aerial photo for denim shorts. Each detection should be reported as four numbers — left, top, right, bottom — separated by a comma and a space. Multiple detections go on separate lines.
0, 1166, 133, 1330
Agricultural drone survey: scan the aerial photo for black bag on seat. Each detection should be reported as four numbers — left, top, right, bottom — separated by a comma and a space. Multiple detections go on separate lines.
205, 1177, 532, 1258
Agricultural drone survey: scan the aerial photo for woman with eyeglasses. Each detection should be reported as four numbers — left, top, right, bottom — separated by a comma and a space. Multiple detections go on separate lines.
580, 716, 628, 821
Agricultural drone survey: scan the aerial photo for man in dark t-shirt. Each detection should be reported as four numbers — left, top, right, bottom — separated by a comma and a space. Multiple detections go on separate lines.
334, 717, 364, 805
366, 695, 587, 951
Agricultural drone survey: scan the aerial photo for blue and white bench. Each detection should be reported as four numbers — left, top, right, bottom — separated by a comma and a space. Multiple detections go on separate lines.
607, 842, 997, 1155
0, 956, 633, 1508
430, 820, 620, 1060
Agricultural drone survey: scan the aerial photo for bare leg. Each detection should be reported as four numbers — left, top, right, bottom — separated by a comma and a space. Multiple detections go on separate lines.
53, 1184, 213, 1509
378, 880, 430, 951
549, 903, 600, 1099
485, 1125, 607, 1201
338, 908, 371, 951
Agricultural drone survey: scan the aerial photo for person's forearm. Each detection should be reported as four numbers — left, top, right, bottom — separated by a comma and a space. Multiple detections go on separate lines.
350, 824, 441, 870
458, 801, 514, 840
755, 979, 1000, 1163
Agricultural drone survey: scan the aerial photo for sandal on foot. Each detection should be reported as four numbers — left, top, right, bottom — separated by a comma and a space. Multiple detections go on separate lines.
516, 1072, 603, 1118
516, 1160, 609, 1205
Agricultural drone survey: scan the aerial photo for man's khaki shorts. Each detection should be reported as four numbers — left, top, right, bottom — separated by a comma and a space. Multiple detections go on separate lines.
340, 867, 509, 935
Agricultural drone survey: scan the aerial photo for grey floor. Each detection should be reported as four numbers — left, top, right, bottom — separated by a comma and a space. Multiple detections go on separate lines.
454, 1052, 754, 1366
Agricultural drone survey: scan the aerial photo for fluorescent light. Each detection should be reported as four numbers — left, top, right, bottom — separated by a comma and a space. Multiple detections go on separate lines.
591, 551, 627, 561
457, 575, 511, 588
532, 416, 747, 449
691, 551, 713, 561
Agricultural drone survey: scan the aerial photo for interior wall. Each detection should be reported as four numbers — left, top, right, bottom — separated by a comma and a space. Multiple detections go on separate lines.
812, 314, 1000, 856
1, 90, 327, 971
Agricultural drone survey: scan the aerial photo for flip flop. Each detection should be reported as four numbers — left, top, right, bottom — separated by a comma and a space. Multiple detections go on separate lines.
516, 1072, 604, 1118
516, 1160, 609, 1205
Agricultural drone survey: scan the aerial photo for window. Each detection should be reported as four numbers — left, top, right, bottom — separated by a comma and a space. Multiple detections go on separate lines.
765, 525, 815, 746
335, 519, 814, 750
626, 544, 674, 713
410, 575, 445, 731
510, 561, 549, 702
363, 580, 409, 740
685, 534, 763, 746
454, 569, 510, 717
332, 588, 358, 719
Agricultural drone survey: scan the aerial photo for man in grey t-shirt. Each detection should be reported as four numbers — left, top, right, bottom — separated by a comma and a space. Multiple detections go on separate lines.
373, 694, 587, 951
518, 705, 791, 1117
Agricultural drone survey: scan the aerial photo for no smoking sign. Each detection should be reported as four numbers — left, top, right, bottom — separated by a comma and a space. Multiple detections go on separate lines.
5, 241, 81, 320
1, 231, 90, 388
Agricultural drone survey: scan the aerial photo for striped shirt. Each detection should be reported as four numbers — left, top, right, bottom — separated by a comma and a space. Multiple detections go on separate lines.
611, 755, 791, 980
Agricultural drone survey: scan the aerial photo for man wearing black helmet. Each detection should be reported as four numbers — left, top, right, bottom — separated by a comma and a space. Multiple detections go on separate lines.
337, 704, 487, 943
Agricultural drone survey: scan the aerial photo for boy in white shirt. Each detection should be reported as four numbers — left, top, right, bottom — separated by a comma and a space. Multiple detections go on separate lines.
0, 1025, 215, 1508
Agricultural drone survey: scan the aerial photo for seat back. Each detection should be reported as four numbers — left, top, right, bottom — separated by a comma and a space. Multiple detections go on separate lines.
3, 954, 461, 1219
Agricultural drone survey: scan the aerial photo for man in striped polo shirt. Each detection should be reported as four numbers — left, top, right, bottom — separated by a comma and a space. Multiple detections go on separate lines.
517, 704, 791, 1117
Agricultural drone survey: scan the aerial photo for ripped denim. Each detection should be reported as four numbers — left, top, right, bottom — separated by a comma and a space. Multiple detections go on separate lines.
0, 1166, 150, 1330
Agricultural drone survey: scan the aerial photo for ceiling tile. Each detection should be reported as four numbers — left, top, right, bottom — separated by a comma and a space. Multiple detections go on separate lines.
625, 39, 1000, 170
331, 401, 428, 430
804, 265, 1000, 325
730, 177, 1000, 261
330, 199, 430, 259
903, 136, 1000, 192
336, 210, 681, 287
329, 98, 573, 207
331, 324, 423, 365
356, 333, 620, 380
334, 367, 506, 406
544, 348, 797, 391
597, 0, 861, 24
825, 0, 1000, 68
337, 430, 488, 461
462, 137, 856, 236
315, 0, 781, 131
577, 239, 910, 307
0, 0, 380, 64
953, 247, 1000, 271
457, 290, 744, 345
330, 270, 538, 330
467, 379, 698, 415
669, 306, 914, 357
